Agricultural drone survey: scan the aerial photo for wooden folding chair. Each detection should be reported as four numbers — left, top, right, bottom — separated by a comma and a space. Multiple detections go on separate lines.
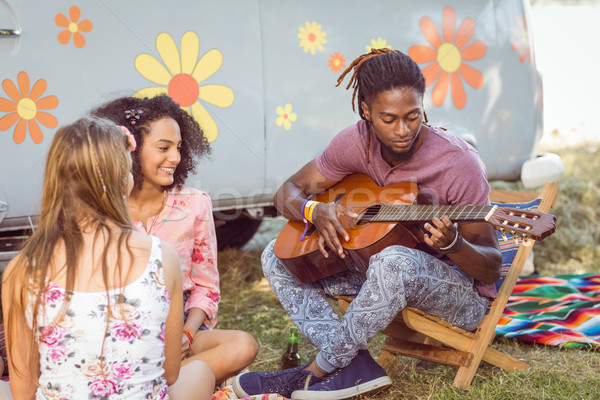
336, 182, 558, 388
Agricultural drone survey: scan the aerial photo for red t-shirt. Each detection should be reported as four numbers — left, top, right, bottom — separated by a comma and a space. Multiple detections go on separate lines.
315, 120, 497, 298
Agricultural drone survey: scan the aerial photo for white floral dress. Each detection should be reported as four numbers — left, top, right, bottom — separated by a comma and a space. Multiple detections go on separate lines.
28, 236, 171, 400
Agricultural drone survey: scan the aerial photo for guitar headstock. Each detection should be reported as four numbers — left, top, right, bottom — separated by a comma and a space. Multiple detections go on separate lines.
487, 206, 556, 241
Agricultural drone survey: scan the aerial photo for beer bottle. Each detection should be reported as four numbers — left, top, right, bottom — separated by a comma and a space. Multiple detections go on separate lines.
281, 327, 302, 369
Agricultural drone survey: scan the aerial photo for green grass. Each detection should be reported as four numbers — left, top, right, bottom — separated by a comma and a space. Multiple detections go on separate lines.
216, 141, 600, 399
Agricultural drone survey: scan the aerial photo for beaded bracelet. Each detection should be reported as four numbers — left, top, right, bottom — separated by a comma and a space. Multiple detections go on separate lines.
438, 231, 464, 255
183, 328, 196, 354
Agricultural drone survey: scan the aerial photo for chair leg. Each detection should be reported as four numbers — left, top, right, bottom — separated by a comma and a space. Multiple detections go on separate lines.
483, 347, 528, 371
378, 347, 396, 364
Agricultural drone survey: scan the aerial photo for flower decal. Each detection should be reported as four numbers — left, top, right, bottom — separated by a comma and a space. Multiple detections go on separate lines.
366, 37, 392, 53
0, 72, 58, 144
55, 6, 93, 49
328, 52, 346, 73
134, 31, 234, 142
275, 104, 297, 130
510, 14, 532, 64
408, 7, 487, 109
297, 21, 327, 55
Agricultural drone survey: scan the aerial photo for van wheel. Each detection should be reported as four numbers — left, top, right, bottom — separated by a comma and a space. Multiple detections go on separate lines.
216, 217, 262, 250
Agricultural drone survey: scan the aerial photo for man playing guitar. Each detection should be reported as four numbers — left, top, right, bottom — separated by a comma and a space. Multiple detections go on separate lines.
233, 48, 502, 400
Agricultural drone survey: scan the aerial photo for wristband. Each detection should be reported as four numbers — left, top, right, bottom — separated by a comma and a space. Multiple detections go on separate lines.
303, 200, 316, 222
300, 199, 310, 223
306, 201, 320, 223
438, 231, 463, 255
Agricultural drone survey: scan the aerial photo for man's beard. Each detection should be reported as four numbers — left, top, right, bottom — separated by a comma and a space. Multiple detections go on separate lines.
376, 135, 418, 165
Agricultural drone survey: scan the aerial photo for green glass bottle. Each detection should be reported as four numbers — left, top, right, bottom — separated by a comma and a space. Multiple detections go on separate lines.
281, 327, 302, 370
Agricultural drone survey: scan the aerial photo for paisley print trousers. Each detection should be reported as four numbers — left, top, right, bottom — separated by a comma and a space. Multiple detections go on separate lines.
261, 240, 488, 372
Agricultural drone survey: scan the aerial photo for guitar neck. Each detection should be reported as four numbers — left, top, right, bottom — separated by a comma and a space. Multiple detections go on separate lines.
361, 204, 494, 223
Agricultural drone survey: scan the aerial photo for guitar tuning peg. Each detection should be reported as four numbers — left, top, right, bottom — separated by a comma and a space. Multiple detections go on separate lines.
514, 236, 520, 246
501, 232, 508, 242
522, 237, 533, 247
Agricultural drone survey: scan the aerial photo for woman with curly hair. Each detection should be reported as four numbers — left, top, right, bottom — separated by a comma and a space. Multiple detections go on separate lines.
91, 95, 258, 388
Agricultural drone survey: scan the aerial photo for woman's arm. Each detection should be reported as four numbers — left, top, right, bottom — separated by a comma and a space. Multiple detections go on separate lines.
2, 257, 39, 399
161, 241, 183, 386
184, 192, 220, 330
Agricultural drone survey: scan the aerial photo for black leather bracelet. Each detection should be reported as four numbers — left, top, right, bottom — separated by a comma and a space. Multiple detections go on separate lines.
437, 231, 463, 255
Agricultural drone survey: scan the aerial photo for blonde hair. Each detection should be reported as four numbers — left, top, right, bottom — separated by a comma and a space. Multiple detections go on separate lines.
4, 117, 133, 378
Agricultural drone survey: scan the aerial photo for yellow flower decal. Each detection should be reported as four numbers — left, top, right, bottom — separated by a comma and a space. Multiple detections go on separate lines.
0, 72, 58, 144
134, 31, 234, 142
366, 37, 392, 53
298, 22, 327, 55
276, 104, 297, 130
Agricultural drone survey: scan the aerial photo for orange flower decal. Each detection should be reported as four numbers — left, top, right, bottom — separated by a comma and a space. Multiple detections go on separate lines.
510, 14, 532, 64
328, 52, 346, 73
55, 6, 93, 49
409, 7, 487, 109
0, 72, 58, 144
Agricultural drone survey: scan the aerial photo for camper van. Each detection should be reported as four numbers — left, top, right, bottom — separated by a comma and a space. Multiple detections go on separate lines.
0, 0, 562, 259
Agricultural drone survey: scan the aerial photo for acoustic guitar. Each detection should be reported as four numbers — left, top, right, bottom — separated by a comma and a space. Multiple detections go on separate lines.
273, 174, 556, 283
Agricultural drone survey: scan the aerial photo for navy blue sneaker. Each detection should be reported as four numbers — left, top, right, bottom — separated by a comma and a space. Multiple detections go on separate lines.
290, 350, 392, 400
233, 363, 321, 398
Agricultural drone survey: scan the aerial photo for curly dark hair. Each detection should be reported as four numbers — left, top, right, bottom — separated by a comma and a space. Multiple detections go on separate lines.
90, 94, 211, 190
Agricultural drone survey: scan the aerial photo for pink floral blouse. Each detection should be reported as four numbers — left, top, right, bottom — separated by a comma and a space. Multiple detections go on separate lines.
132, 186, 220, 328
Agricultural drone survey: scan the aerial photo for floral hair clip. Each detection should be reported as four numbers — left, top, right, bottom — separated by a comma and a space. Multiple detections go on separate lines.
124, 109, 143, 125
119, 126, 137, 152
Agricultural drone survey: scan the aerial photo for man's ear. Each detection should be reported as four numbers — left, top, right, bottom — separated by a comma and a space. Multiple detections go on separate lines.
360, 101, 371, 122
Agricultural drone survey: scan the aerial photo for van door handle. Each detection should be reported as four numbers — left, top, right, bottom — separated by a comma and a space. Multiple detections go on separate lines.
0, 28, 20, 37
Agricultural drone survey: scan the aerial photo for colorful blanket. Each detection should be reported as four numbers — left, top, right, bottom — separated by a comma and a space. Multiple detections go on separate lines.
496, 273, 600, 348
212, 386, 288, 400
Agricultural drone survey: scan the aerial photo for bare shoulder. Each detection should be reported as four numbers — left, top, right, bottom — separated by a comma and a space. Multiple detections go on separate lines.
158, 239, 181, 286
2, 253, 22, 282
127, 230, 153, 248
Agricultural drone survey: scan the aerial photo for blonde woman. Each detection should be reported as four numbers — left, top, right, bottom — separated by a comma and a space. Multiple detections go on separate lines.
2, 117, 214, 399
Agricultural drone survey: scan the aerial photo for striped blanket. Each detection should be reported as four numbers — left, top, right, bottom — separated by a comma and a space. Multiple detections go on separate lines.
496, 273, 600, 348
